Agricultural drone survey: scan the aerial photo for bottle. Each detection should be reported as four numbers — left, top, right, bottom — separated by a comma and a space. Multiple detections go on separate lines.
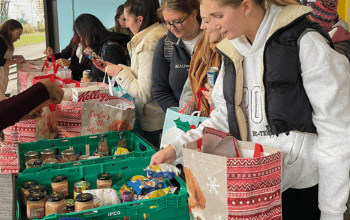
21, 180, 39, 205
97, 134, 109, 157
114, 132, 129, 155
117, 132, 127, 149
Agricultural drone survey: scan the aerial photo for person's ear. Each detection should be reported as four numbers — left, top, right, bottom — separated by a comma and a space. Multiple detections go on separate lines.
241, 0, 253, 17
137, 16, 143, 25
191, 9, 198, 19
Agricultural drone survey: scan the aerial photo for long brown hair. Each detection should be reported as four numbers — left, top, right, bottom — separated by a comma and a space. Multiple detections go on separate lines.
0, 19, 23, 50
73, 13, 108, 51
114, 4, 133, 37
158, 0, 202, 23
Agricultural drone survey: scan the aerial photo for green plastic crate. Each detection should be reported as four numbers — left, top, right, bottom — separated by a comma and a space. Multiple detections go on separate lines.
16, 156, 190, 220
18, 131, 156, 173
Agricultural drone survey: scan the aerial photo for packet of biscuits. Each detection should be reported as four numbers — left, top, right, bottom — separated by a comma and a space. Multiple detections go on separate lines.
144, 164, 181, 180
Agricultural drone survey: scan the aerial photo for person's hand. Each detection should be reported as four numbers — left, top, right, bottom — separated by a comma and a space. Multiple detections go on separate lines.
149, 145, 177, 166
202, 83, 213, 105
44, 47, 53, 56
93, 60, 123, 77
39, 79, 64, 104
56, 58, 70, 67
13, 55, 25, 64
80, 78, 91, 83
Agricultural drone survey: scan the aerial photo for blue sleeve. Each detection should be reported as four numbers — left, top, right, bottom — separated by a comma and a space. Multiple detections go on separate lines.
0, 37, 8, 66
152, 36, 179, 112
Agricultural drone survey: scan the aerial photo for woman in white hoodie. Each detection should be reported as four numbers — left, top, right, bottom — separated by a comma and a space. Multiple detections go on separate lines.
151, 0, 350, 219
94, 0, 167, 148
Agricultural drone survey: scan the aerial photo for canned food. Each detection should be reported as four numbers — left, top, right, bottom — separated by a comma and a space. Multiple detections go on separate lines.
207, 67, 219, 87
83, 70, 91, 79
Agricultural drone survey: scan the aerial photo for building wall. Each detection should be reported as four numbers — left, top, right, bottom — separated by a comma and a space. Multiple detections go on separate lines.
57, 0, 125, 51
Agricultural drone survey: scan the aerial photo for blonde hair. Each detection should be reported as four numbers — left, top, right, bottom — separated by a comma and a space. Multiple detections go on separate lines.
204, 0, 300, 8
198, 31, 224, 64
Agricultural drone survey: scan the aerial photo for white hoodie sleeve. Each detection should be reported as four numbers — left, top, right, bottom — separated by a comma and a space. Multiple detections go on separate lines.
170, 62, 230, 158
299, 31, 350, 220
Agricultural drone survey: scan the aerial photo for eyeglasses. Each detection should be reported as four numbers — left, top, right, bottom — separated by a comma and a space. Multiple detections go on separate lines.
163, 13, 190, 30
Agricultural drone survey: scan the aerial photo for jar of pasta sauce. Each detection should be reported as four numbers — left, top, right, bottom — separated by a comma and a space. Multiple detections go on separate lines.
51, 175, 69, 197
27, 193, 45, 219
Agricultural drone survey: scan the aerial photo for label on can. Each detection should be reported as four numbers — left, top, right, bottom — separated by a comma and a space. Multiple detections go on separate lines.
207, 67, 219, 87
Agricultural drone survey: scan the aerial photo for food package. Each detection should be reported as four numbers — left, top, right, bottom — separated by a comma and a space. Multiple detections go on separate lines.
127, 179, 167, 195
72, 86, 111, 103
144, 164, 181, 179
83, 188, 120, 207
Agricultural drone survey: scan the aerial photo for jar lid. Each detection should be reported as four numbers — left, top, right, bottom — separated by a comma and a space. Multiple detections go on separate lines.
29, 185, 46, 194
43, 159, 58, 165
27, 192, 45, 201
97, 173, 112, 180
41, 149, 54, 155
24, 151, 38, 157
51, 175, 67, 183
74, 181, 90, 189
25, 159, 37, 166
33, 160, 43, 166
79, 155, 89, 160
66, 199, 75, 207
22, 180, 39, 189
61, 149, 75, 156
47, 192, 64, 202
75, 193, 93, 202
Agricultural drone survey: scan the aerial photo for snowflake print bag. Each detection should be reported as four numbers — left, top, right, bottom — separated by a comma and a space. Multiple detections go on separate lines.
183, 127, 282, 220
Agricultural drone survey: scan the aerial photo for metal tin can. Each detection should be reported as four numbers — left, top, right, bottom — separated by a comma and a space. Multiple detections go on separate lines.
82, 70, 91, 79
122, 191, 134, 203
207, 67, 219, 87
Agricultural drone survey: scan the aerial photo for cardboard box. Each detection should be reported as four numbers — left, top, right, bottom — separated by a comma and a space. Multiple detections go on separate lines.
72, 86, 110, 103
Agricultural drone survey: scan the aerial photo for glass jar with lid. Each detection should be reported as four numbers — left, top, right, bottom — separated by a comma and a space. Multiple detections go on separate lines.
75, 193, 94, 211
45, 192, 67, 216
73, 180, 91, 199
27, 193, 45, 219
97, 173, 112, 189
29, 185, 46, 196
51, 175, 69, 197
21, 180, 39, 205
25, 159, 37, 169
60, 149, 76, 163
33, 160, 43, 168
40, 149, 55, 161
24, 151, 39, 162
42, 158, 58, 165
66, 199, 75, 213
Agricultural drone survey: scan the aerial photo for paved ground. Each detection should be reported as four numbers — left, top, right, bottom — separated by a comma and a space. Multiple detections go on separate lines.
6, 42, 47, 95
14, 42, 46, 60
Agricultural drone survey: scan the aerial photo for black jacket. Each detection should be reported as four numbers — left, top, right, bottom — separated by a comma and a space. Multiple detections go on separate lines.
0, 36, 8, 66
152, 31, 192, 112
53, 38, 92, 81
220, 15, 333, 139
91, 31, 130, 83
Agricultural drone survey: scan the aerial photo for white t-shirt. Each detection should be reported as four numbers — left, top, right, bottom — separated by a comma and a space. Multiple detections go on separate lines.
182, 33, 201, 55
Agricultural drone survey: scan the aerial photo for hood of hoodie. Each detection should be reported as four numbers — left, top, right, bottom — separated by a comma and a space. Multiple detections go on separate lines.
97, 31, 131, 49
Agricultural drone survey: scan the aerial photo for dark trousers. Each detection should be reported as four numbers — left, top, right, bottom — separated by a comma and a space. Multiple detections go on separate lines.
282, 184, 320, 220
142, 130, 162, 150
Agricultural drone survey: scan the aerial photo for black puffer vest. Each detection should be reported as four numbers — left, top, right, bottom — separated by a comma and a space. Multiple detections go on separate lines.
220, 14, 334, 139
